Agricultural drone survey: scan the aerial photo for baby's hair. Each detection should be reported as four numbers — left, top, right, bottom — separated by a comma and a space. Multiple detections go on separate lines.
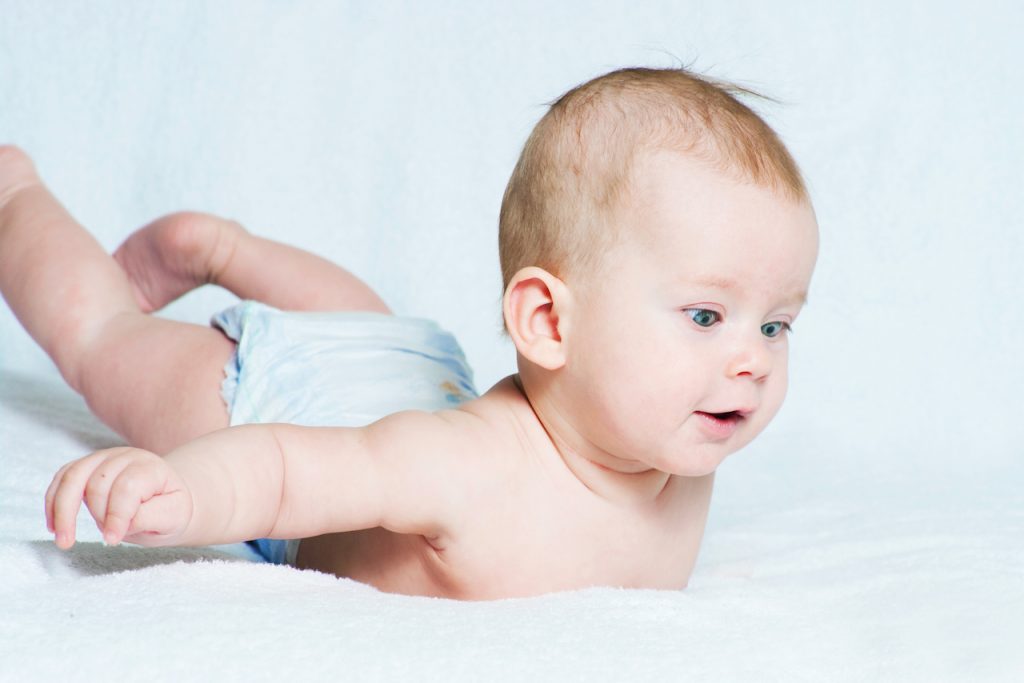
498, 66, 808, 292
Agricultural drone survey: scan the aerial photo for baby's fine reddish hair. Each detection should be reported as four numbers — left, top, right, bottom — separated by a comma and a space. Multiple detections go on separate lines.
498, 67, 808, 291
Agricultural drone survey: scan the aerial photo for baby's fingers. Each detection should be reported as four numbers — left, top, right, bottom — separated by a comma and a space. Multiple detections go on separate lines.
84, 456, 139, 534
47, 452, 115, 549
44, 462, 74, 534
102, 462, 173, 545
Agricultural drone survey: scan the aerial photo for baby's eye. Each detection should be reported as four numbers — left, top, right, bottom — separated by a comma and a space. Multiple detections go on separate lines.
761, 321, 792, 338
685, 309, 720, 327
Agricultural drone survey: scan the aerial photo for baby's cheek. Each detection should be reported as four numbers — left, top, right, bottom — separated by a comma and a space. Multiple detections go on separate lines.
758, 378, 788, 427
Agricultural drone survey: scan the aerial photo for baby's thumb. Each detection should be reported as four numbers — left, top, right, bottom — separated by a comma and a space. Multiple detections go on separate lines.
125, 492, 191, 545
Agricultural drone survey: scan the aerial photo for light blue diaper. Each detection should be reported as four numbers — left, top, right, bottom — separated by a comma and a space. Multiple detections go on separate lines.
211, 301, 479, 565
212, 301, 478, 427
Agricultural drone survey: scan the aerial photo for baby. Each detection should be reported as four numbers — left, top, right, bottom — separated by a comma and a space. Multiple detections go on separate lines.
0, 67, 818, 600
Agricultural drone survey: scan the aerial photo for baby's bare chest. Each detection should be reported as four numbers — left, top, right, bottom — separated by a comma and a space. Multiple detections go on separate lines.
299, 493, 703, 600
442, 497, 700, 598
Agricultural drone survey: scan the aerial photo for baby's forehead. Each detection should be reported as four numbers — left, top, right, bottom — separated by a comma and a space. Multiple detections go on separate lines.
610, 155, 816, 263
652, 146, 813, 210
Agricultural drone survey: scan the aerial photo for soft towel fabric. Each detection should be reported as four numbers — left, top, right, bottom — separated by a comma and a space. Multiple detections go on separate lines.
1, 369, 1021, 681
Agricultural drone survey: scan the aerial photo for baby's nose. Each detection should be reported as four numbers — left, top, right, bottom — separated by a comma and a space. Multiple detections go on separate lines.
724, 334, 772, 381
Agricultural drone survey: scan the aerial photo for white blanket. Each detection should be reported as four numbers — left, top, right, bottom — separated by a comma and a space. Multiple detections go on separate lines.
1, 369, 1020, 681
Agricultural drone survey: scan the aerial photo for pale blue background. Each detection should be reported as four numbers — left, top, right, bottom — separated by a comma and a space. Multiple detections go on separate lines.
1, 2, 1021, 500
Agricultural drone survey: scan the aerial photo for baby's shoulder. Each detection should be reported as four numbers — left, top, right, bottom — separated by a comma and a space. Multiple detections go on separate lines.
366, 376, 571, 507
435, 397, 530, 469
364, 391, 527, 470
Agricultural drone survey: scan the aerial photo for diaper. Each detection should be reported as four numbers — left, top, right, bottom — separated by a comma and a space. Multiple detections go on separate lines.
246, 538, 301, 566
212, 301, 478, 428
211, 301, 479, 565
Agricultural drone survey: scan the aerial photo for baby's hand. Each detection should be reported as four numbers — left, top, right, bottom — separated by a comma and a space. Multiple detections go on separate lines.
44, 447, 193, 549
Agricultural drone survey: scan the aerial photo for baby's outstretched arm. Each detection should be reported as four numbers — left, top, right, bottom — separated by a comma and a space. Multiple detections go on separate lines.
46, 412, 468, 549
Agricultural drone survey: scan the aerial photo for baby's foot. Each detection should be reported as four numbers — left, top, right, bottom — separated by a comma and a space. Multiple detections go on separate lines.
0, 146, 42, 216
113, 212, 244, 312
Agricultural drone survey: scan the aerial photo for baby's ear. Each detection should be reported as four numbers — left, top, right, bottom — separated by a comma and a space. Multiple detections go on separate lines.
502, 267, 570, 370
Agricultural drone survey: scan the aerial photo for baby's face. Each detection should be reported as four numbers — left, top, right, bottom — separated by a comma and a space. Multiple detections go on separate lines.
563, 150, 819, 476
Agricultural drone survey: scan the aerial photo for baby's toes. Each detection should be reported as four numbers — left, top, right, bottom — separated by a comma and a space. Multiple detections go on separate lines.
0, 145, 42, 206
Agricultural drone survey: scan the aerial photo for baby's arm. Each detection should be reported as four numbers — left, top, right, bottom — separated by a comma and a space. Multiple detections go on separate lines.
46, 412, 467, 549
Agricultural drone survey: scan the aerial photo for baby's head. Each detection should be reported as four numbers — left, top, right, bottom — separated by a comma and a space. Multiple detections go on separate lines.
500, 67, 819, 477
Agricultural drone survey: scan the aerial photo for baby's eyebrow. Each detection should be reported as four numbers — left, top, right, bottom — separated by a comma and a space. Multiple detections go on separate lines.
689, 275, 740, 291
786, 291, 809, 306
687, 275, 807, 306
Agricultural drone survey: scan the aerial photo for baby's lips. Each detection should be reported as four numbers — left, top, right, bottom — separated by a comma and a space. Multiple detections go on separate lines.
698, 406, 755, 419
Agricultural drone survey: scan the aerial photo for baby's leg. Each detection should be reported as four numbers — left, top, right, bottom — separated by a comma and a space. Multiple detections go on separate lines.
0, 146, 231, 453
114, 212, 390, 314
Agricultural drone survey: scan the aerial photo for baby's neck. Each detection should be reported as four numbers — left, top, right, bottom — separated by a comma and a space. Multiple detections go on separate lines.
487, 375, 676, 505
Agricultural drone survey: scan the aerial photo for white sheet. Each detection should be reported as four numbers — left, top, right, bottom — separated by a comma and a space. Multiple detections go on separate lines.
1, 369, 1020, 680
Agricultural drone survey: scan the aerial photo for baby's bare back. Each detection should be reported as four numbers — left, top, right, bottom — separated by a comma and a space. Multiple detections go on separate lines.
295, 377, 714, 599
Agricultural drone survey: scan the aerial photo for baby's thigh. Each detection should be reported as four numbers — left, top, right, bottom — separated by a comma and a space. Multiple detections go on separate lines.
78, 313, 233, 453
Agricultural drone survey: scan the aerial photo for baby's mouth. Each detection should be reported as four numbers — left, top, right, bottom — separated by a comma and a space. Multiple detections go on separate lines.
693, 410, 747, 440
697, 410, 744, 422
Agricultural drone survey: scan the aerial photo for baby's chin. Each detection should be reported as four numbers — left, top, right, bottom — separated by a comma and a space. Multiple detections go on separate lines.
660, 459, 723, 478
648, 449, 727, 477
651, 437, 755, 477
